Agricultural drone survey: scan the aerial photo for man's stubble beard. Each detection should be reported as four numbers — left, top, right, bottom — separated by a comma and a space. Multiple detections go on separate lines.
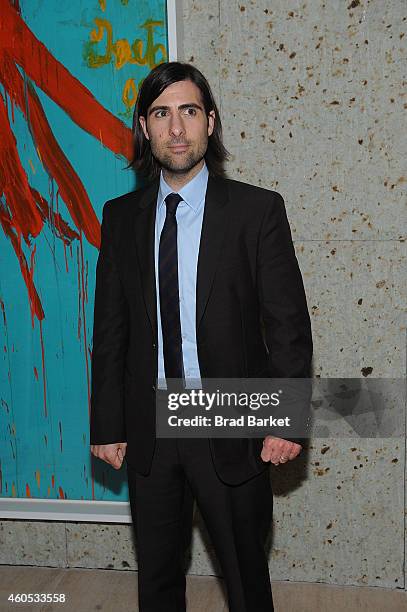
150, 138, 208, 176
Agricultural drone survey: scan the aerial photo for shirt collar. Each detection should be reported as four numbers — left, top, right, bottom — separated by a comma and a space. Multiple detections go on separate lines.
157, 161, 208, 213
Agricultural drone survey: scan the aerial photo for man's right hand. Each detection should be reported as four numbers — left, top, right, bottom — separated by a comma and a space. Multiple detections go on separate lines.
91, 442, 127, 469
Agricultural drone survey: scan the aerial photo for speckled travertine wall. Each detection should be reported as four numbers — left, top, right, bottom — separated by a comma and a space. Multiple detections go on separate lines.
180, 0, 406, 591
179, 0, 407, 588
1, 0, 406, 595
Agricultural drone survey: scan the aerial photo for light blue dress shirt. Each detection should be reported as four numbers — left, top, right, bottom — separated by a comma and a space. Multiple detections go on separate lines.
155, 162, 208, 389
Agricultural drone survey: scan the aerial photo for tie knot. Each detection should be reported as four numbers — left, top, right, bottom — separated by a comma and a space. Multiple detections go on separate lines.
164, 193, 183, 215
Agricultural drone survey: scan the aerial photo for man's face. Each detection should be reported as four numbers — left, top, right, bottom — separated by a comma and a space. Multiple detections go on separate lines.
139, 79, 215, 175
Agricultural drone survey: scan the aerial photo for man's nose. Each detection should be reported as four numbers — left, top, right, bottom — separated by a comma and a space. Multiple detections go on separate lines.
169, 114, 185, 138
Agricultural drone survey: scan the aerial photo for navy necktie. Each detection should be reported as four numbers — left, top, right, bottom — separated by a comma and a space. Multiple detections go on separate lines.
159, 193, 184, 384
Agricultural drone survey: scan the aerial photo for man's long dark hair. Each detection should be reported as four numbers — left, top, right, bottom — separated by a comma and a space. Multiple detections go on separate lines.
129, 62, 229, 181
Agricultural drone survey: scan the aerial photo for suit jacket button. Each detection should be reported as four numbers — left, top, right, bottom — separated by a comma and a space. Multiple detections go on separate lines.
152, 343, 156, 349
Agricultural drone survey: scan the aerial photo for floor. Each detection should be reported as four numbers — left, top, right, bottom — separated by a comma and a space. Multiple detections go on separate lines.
0, 566, 406, 611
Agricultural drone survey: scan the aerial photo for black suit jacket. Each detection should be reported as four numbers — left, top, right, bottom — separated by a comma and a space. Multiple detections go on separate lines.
90, 174, 313, 484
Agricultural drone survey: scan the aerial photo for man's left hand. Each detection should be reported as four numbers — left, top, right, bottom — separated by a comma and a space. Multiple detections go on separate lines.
261, 435, 302, 465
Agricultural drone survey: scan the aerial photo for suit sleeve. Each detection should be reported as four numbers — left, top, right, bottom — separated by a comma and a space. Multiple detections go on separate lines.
90, 201, 129, 445
257, 193, 313, 444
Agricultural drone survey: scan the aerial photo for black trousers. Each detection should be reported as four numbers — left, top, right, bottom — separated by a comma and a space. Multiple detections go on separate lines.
126, 437, 274, 612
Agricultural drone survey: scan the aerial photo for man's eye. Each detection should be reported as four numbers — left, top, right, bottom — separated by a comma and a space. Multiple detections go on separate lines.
154, 108, 197, 118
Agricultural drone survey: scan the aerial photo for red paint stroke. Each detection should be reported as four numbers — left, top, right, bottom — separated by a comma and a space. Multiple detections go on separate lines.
0, 0, 133, 322
0, 98, 45, 326
0, 91, 43, 244
0, 53, 100, 247
0, 92, 48, 413
26, 483, 31, 497
79, 231, 91, 410
58, 486, 65, 499
0, 88, 80, 334
0, 0, 132, 159
31, 187, 80, 245
59, 420, 63, 453
0, 297, 6, 325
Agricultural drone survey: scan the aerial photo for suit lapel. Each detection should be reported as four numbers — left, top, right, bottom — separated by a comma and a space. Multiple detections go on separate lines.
133, 179, 160, 339
196, 175, 229, 328
133, 174, 229, 338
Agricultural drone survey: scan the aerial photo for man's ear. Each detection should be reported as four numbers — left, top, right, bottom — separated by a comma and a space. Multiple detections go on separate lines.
139, 116, 150, 140
207, 110, 215, 137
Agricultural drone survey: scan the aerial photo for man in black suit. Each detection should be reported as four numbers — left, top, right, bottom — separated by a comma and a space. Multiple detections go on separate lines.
90, 62, 312, 612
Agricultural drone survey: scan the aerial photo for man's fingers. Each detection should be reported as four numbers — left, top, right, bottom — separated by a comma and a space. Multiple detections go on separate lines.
261, 436, 302, 464
264, 436, 288, 464
101, 451, 121, 468
260, 446, 271, 462
288, 443, 301, 460
91, 443, 127, 468
261, 442, 283, 464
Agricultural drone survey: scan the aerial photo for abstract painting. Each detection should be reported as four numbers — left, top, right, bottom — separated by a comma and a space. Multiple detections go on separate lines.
0, 0, 168, 503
